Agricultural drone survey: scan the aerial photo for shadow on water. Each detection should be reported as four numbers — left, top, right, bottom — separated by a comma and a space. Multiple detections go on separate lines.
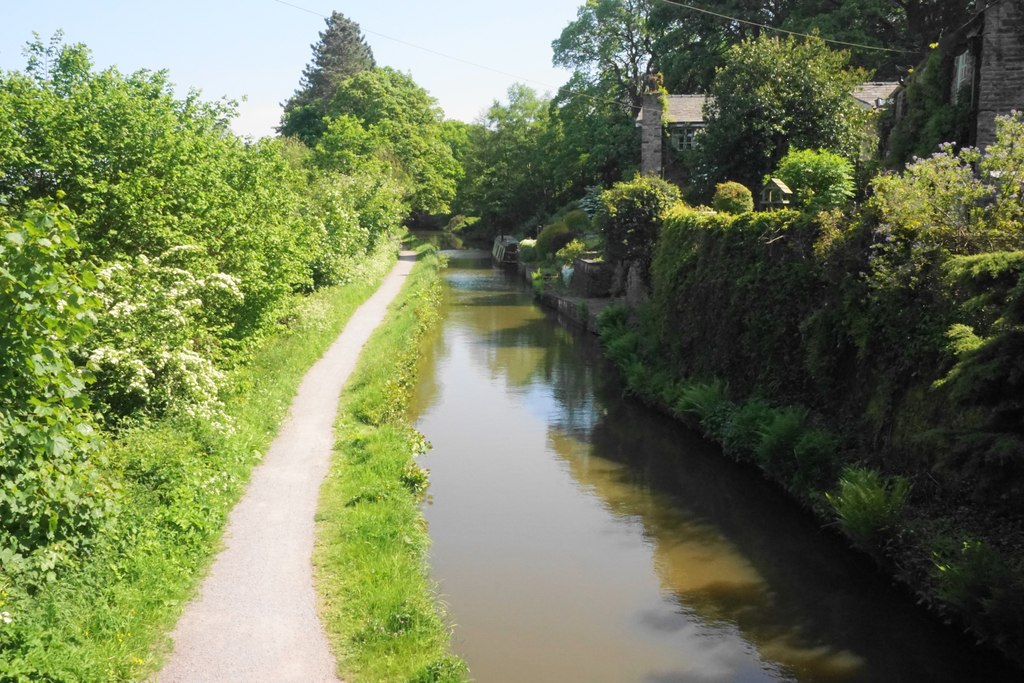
412, 256, 1022, 683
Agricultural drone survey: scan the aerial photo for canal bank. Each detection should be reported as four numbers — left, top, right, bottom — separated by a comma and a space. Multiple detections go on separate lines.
516, 261, 618, 335
526, 255, 1024, 672
411, 250, 1021, 682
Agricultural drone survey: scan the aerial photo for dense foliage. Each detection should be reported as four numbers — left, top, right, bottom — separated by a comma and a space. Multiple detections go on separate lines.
0, 33, 417, 600
0, 202, 109, 585
695, 35, 867, 194
597, 175, 680, 272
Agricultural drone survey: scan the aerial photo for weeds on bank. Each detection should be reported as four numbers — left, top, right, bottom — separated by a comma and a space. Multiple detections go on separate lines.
825, 466, 910, 547
0, 246, 397, 681
315, 245, 469, 682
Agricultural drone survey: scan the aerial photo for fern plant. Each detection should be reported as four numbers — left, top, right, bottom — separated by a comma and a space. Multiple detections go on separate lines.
826, 466, 910, 546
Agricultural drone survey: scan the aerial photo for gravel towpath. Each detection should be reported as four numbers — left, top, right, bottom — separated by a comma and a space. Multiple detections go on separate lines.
156, 252, 417, 683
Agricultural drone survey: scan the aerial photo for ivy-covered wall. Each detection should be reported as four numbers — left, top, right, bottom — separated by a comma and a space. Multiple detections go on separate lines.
647, 204, 1024, 505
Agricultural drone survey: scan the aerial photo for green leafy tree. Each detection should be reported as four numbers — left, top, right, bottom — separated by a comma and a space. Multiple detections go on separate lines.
457, 84, 554, 234
328, 68, 461, 214
439, 119, 474, 174
772, 148, 854, 212
552, 0, 664, 111
312, 114, 384, 175
548, 74, 640, 192
696, 34, 867, 195
280, 11, 375, 143
651, 0, 787, 92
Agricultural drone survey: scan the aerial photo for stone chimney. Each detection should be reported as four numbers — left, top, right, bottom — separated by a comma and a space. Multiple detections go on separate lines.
640, 93, 664, 176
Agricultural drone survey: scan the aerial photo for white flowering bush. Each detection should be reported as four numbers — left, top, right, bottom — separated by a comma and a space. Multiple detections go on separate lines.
85, 247, 241, 430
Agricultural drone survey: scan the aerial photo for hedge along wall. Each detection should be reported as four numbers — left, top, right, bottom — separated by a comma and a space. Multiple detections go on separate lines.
646, 206, 1024, 507
650, 208, 824, 402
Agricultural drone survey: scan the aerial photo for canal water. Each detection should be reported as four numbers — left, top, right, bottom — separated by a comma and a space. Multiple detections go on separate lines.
409, 251, 1019, 682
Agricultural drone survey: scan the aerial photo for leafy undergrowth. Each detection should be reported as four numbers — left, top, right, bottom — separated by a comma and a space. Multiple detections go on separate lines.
315, 244, 469, 682
0, 244, 397, 682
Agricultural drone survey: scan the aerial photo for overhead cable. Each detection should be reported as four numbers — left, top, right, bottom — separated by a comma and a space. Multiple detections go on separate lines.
653, 0, 916, 54
269, 0, 640, 113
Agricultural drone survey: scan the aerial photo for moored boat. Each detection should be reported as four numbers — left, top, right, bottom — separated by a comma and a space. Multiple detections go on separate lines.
491, 235, 519, 266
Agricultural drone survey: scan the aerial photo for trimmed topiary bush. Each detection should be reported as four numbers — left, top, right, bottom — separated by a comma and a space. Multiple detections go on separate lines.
535, 222, 573, 260
711, 181, 754, 214
555, 239, 587, 267
518, 238, 538, 262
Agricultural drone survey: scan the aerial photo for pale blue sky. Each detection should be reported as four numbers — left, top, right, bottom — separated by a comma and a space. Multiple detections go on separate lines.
0, 1, 584, 137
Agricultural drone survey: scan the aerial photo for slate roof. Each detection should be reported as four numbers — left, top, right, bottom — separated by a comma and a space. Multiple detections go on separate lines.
664, 94, 711, 124
636, 94, 710, 124
851, 82, 900, 108
637, 83, 900, 124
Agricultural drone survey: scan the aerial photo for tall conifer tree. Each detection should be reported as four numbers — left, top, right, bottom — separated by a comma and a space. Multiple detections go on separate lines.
280, 11, 375, 143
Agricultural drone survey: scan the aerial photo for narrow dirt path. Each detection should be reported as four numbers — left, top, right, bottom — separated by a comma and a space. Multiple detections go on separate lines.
156, 252, 417, 683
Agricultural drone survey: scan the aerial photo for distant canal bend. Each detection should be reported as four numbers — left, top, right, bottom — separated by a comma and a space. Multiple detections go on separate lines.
409, 250, 1019, 683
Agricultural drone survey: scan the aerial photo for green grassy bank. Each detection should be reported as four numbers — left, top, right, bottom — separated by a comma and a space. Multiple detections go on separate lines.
0, 245, 397, 682
314, 244, 468, 682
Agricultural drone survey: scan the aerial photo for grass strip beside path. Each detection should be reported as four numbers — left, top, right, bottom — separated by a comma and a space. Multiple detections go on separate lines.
315, 245, 469, 682
0, 245, 397, 681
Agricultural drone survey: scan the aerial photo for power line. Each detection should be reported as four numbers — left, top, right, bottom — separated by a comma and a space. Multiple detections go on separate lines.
270, 0, 640, 113
270, 0, 912, 120
654, 0, 917, 54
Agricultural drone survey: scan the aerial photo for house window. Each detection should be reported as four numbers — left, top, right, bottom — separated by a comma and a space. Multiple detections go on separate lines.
668, 125, 703, 151
952, 50, 974, 101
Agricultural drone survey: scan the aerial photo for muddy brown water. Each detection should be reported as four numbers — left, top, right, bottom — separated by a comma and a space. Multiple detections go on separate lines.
409, 251, 1020, 683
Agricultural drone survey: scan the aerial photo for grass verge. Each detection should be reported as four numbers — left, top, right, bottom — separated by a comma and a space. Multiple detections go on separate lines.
314, 244, 469, 682
0, 244, 397, 682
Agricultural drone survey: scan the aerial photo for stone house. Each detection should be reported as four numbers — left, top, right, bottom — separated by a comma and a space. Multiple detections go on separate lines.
891, 0, 1024, 149
638, 84, 898, 180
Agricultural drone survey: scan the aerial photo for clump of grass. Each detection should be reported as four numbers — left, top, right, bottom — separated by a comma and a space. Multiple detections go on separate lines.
315, 247, 468, 682
791, 427, 841, 493
825, 465, 910, 547
722, 397, 775, 458
675, 380, 735, 440
930, 535, 1024, 646
754, 405, 809, 472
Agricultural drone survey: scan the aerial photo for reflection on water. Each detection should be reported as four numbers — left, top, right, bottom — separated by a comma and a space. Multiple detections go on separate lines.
410, 254, 1019, 683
